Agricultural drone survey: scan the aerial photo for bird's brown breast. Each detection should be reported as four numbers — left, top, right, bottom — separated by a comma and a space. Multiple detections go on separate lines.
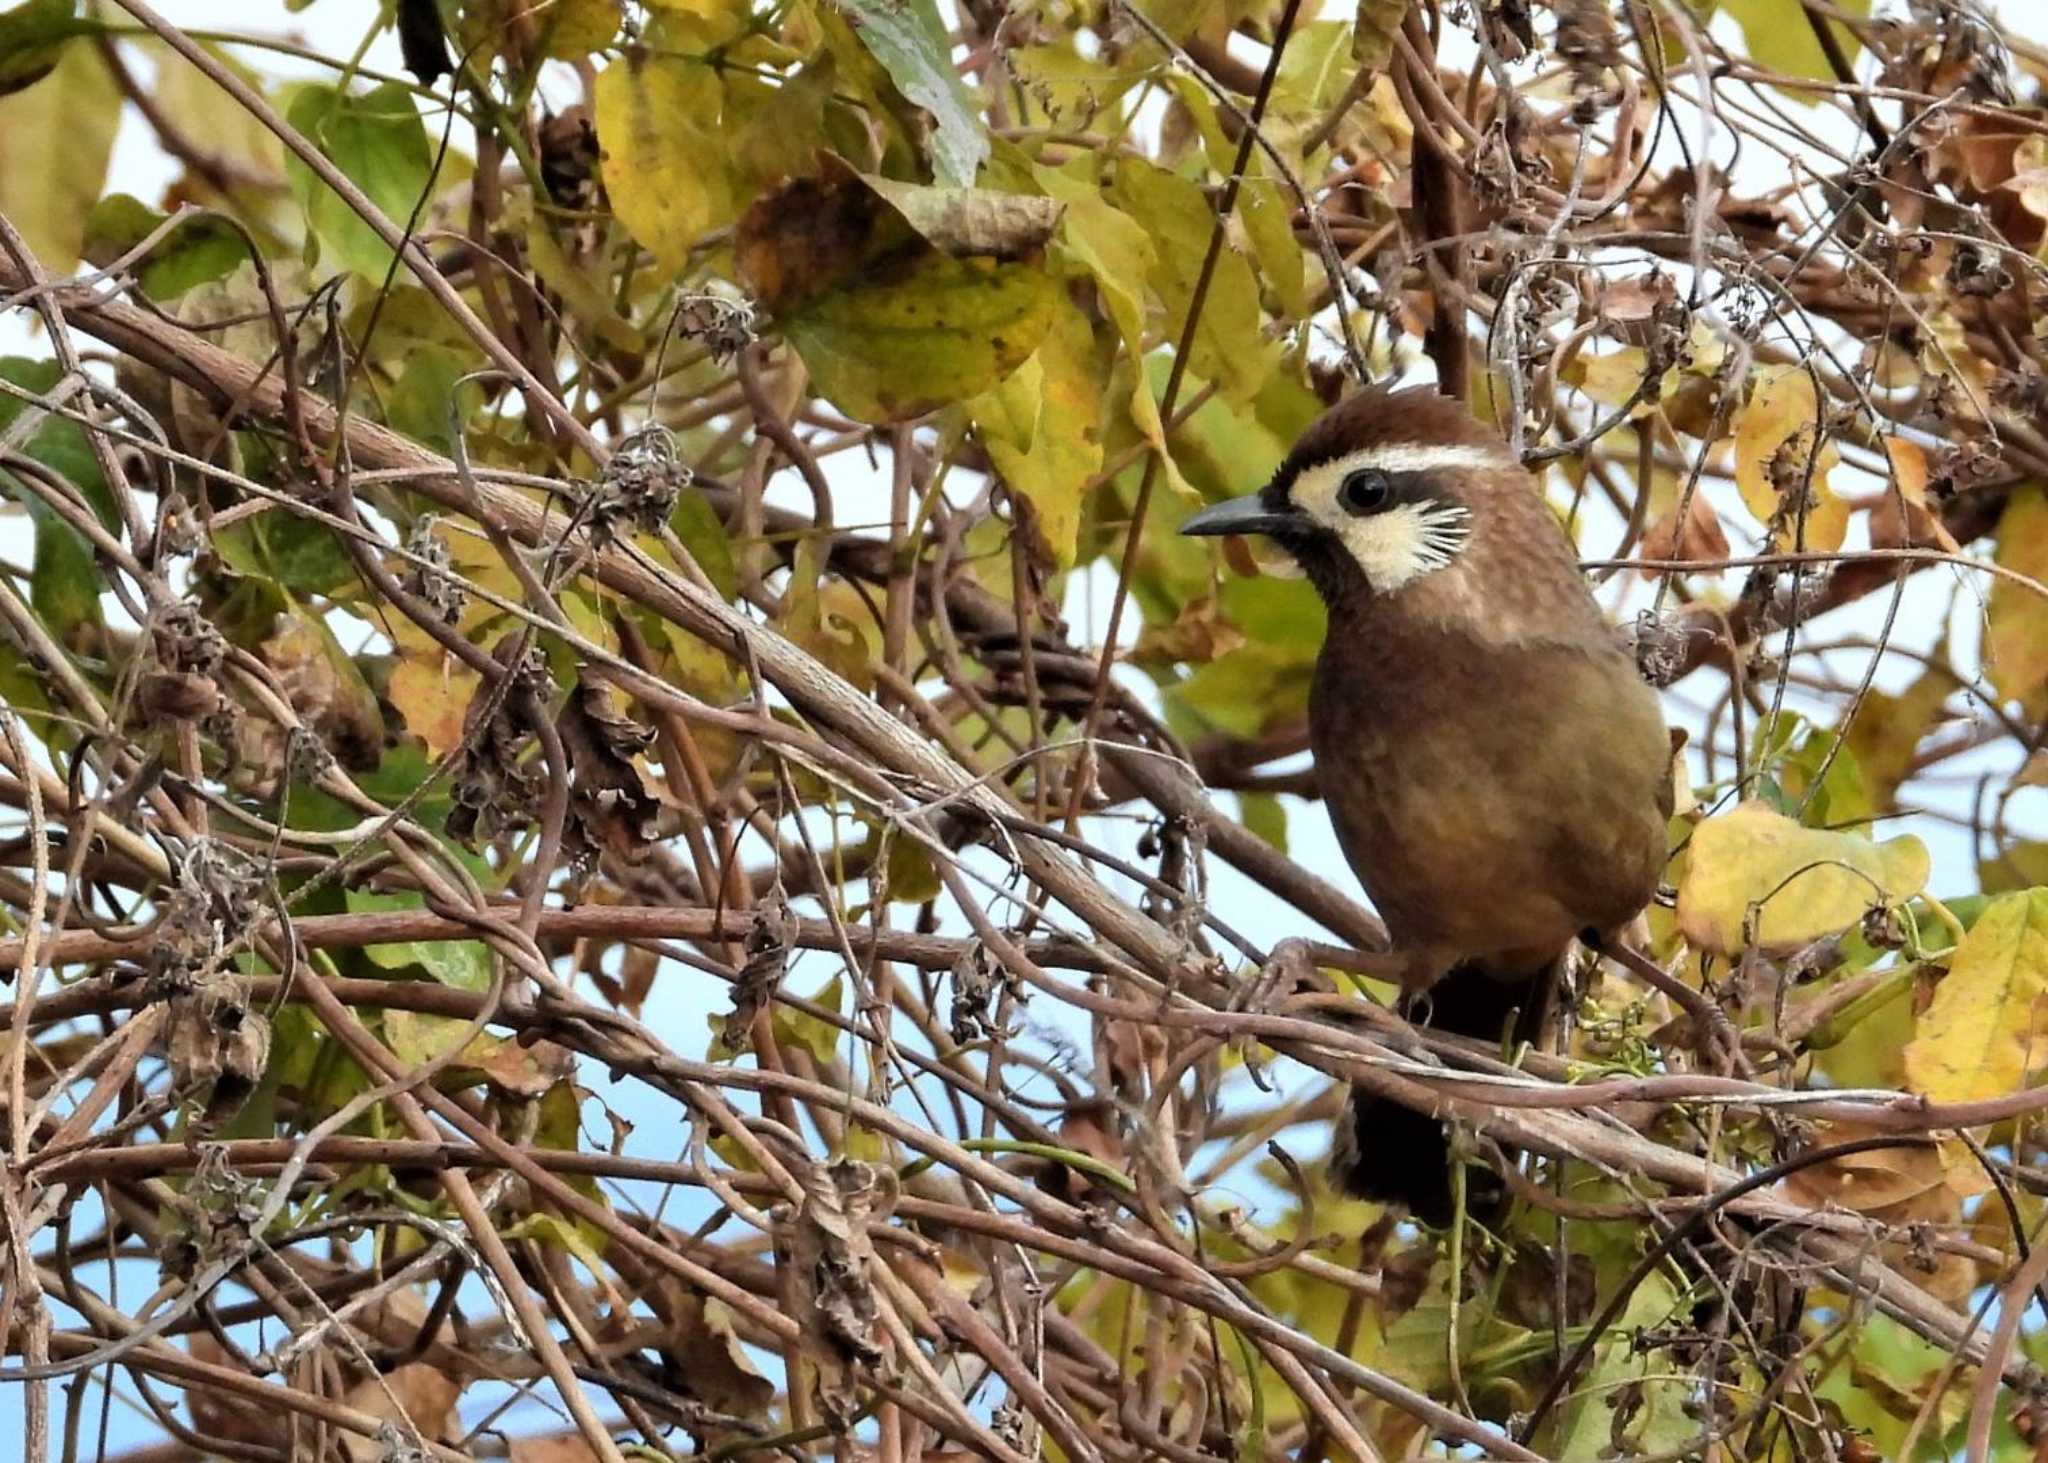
1310, 617, 1672, 989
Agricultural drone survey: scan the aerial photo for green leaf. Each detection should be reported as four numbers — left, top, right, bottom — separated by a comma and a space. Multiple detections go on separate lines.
670, 487, 739, 601
1546, 1272, 1693, 1459
1675, 801, 1931, 957
213, 507, 361, 598
782, 251, 1057, 424
1111, 157, 1278, 408
0, 0, 99, 96
1378, 1258, 1536, 1396
81, 194, 245, 301
1903, 889, 2048, 1104
27, 502, 100, 645
345, 889, 493, 991
1169, 642, 1315, 740
1751, 711, 1872, 828
0, 357, 113, 647
835, 0, 986, 187
0, 36, 117, 271
1238, 791, 1287, 852
594, 49, 731, 275
967, 293, 1106, 566
284, 80, 435, 280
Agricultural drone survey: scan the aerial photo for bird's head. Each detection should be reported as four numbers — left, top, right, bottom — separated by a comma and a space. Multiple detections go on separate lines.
1179, 386, 1547, 610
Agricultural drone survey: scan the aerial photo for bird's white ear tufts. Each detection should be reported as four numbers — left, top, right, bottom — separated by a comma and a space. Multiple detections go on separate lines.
1337, 498, 1473, 592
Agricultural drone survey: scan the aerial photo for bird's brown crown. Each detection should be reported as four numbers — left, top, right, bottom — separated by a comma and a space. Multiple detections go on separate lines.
1277, 385, 1510, 477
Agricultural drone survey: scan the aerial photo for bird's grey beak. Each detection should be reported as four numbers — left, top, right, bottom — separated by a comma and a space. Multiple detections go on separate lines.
1179, 495, 1303, 538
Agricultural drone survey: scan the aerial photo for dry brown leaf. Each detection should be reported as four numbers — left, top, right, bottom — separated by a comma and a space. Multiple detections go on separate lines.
339, 1362, 460, 1463
1640, 489, 1730, 568
509, 1438, 607, 1463
1869, 437, 1963, 555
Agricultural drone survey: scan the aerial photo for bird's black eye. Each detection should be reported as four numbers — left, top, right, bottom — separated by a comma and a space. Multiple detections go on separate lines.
1337, 468, 1393, 516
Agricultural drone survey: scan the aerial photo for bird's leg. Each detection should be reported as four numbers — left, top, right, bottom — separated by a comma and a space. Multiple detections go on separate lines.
1234, 937, 1321, 1011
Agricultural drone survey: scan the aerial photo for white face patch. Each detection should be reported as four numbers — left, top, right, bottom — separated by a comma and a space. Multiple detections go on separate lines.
1286, 445, 1491, 592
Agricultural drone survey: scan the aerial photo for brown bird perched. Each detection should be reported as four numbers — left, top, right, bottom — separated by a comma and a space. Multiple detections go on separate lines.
1181, 385, 1674, 1223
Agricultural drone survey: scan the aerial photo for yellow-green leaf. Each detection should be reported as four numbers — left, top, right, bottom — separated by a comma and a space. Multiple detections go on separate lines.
968, 293, 1106, 566
0, 38, 117, 272
0, 0, 94, 96
594, 50, 730, 275
1039, 167, 1193, 498
1902, 889, 2048, 1104
1985, 485, 2048, 706
347, 889, 492, 991
1353, 0, 1410, 71
781, 252, 1057, 423
1722, 0, 1869, 97
534, 0, 620, 56
1112, 157, 1278, 407
1844, 666, 1958, 812
1676, 801, 1930, 957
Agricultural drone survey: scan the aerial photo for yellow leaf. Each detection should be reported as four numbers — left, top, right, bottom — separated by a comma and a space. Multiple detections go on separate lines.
1721, 0, 1870, 99
1903, 890, 2048, 1104
1871, 436, 1961, 554
1353, 0, 1410, 71
594, 50, 730, 275
1732, 365, 1842, 545
1676, 801, 1930, 957
1985, 485, 2048, 706
389, 648, 478, 760
1844, 666, 1958, 811
1569, 345, 1657, 414
1112, 157, 1279, 407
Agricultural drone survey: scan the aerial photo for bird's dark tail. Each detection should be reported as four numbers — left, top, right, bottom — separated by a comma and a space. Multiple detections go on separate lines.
1331, 957, 1559, 1226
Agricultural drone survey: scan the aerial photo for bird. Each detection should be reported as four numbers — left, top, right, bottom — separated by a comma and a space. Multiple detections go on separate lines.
1179, 384, 1674, 1224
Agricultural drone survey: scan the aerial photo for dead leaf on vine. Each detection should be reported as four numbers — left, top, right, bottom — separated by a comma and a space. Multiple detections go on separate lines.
556, 673, 661, 865
788, 1157, 895, 1426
